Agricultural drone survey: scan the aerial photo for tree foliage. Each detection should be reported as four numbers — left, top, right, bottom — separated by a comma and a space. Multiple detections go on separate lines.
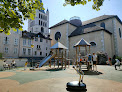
0, 0, 44, 35
64, 0, 104, 11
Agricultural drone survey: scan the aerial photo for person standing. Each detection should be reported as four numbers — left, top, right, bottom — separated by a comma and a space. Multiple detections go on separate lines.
92, 53, 97, 71
87, 54, 93, 70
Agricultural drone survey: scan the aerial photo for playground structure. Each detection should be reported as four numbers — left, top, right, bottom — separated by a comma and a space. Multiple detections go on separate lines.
39, 42, 70, 69
74, 38, 91, 70
66, 38, 90, 92
66, 65, 87, 92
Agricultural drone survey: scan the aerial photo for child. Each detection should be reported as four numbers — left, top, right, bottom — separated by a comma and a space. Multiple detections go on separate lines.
24, 61, 28, 70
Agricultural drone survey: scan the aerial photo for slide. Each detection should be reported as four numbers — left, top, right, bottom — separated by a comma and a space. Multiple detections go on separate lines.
39, 54, 56, 67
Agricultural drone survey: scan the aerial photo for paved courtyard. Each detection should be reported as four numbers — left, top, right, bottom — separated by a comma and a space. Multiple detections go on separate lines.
0, 65, 122, 92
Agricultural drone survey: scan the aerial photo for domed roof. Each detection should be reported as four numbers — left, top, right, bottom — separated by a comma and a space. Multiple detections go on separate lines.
69, 16, 82, 26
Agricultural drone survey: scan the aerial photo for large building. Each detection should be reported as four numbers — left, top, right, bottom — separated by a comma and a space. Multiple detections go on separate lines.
0, 0, 51, 60
50, 15, 122, 59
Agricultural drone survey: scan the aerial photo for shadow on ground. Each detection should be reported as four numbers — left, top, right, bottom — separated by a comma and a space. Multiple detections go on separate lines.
83, 70, 103, 75
118, 69, 122, 71
46, 67, 65, 71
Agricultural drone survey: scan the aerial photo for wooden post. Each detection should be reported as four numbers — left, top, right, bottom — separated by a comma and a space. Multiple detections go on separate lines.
54, 57, 55, 67
79, 46, 80, 54
89, 46, 90, 53
58, 48, 59, 68
85, 46, 87, 55
76, 47, 77, 66
50, 60, 51, 68
62, 50, 63, 68
65, 50, 66, 69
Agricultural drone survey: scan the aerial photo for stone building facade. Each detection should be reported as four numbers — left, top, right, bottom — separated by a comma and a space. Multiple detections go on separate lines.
50, 15, 122, 59
0, 29, 21, 58
0, 0, 51, 60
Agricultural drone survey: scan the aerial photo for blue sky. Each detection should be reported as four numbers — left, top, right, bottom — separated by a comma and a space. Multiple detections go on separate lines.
23, 0, 122, 30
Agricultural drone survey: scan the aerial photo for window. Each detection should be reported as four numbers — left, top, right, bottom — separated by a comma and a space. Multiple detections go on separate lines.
37, 45, 40, 49
41, 14, 42, 19
41, 27, 44, 33
45, 23, 47, 27
43, 22, 45, 26
46, 47, 47, 50
4, 37, 9, 44
14, 39, 18, 45
28, 39, 31, 46
39, 20, 40, 25
28, 49, 31, 55
90, 42, 96, 46
35, 51, 37, 55
14, 48, 17, 54
119, 28, 121, 38
4, 47, 8, 53
55, 32, 61, 41
23, 48, 26, 55
40, 38, 43, 42
39, 13, 40, 18
35, 37, 38, 41
40, 52, 42, 55
100, 22, 105, 29
46, 53, 47, 56
41, 21, 42, 25
23, 39, 26, 46
45, 16, 47, 20
39, 45, 40, 48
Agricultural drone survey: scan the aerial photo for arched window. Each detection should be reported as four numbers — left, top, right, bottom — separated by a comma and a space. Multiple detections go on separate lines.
119, 28, 121, 38
41, 27, 44, 33
41, 21, 42, 25
55, 32, 61, 41
100, 22, 105, 29
41, 14, 42, 19
39, 13, 40, 18
39, 20, 40, 25
90, 42, 96, 46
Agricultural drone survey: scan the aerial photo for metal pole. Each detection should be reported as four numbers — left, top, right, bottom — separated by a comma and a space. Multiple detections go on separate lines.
76, 47, 77, 66
32, 48, 33, 68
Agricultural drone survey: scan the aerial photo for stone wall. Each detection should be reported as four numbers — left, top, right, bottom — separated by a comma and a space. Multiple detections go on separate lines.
0, 58, 27, 70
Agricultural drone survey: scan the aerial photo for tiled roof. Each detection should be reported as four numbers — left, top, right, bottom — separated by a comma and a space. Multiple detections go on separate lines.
22, 31, 52, 40
82, 15, 122, 25
69, 24, 112, 37
50, 42, 68, 49
74, 38, 91, 47
49, 20, 69, 29
49, 15, 121, 29
49, 19, 82, 29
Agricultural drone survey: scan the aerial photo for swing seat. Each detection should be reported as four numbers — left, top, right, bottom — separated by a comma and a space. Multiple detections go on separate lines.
66, 81, 87, 92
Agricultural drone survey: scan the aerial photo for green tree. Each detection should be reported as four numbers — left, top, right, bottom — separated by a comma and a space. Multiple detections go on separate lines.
0, 0, 44, 35
64, 0, 104, 11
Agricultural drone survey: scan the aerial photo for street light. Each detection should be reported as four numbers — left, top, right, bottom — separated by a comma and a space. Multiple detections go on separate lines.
31, 44, 34, 68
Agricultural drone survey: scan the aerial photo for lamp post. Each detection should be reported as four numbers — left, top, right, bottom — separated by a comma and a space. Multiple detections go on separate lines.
31, 44, 34, 68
